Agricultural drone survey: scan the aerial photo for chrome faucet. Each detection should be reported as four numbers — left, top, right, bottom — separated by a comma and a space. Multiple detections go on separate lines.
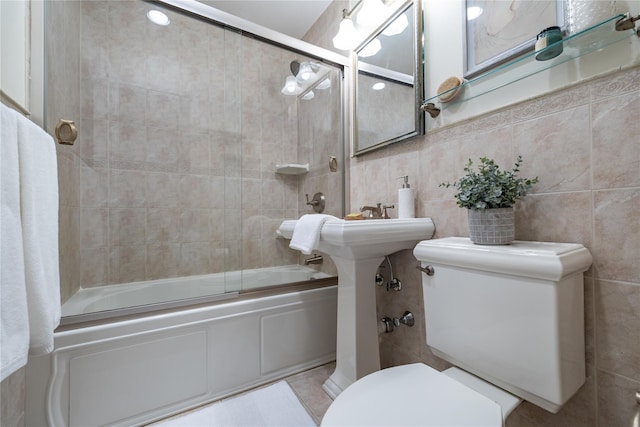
360, 203, 395, 219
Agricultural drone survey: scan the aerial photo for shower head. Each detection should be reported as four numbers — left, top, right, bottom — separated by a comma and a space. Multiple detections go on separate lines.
290, 61, 300, 77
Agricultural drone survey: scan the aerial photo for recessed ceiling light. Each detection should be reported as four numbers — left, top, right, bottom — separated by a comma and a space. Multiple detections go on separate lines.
147, 10, 170, 26
372, 82, 386, 90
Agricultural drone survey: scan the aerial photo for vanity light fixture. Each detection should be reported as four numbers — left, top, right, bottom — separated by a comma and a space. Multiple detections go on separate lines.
356, 0, 388, 28
281, 75, 302, 95
333, 13, 359, 50
466, 6, 483, 21
147, 9, 170, 26
302, 91, 315, 100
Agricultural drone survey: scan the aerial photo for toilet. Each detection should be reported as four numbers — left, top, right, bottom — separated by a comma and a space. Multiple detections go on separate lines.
322, 237, 592, 426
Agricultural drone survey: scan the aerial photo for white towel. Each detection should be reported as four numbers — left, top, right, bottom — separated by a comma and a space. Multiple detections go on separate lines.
17, 109, 61, 356
1, 104, 30, 381
289, 214, 339, 255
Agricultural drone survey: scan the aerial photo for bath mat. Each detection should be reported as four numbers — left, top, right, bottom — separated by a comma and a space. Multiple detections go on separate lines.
152, 381, 316, 427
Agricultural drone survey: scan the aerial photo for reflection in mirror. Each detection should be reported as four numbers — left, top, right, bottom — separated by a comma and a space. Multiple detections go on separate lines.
354, 0, 424, 155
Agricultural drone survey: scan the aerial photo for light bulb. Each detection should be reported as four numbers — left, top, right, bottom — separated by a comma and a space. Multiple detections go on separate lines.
297, 62, 314, 81
302, 91, 315, 100
281, 76, 301, 95
332, 17, 359, 50
356, 0, 387, 28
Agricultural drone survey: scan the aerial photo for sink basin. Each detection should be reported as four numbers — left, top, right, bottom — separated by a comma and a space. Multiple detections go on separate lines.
278, 218, 435, 259
279, 217, 435, 398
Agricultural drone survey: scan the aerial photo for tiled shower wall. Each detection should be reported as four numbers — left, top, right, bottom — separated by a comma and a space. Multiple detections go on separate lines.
77, 1, 341, 288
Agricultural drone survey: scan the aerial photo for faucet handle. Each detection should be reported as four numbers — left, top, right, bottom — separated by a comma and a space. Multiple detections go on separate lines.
382, 204, 395, 219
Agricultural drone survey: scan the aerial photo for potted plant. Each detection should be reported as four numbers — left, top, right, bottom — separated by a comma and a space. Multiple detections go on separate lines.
441, 156, 539, 245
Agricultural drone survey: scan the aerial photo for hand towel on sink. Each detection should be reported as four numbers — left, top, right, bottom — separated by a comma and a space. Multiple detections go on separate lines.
289, 214, 339, 255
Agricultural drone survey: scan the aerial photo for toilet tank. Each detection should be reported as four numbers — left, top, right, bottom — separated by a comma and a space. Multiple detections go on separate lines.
413, 237, 592, 413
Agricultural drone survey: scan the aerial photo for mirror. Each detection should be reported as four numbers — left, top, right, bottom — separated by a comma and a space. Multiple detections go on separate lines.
353, 0, 424, 155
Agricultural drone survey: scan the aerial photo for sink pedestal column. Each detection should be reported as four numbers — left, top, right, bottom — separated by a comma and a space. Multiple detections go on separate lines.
322, 256, 384, 399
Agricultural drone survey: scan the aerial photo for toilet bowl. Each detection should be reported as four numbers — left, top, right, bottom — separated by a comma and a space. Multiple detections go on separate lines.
322, 364, 519, 426
321, 237, 592, 426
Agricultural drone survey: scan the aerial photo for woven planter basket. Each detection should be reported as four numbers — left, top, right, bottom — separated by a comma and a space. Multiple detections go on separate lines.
468, 207, 514, 245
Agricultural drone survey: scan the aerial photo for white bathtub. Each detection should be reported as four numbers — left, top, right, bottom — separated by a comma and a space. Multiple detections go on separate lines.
62, 264, 331, 319
26, 283, 337, 426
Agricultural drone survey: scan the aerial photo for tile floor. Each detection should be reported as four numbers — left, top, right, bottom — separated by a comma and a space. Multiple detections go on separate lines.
285, 362, 335, 425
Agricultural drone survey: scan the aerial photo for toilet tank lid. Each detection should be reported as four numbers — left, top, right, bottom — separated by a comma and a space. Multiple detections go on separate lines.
413, 237, 592, 282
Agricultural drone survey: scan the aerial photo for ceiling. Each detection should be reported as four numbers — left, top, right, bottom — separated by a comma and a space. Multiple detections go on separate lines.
201, 1, 333, 39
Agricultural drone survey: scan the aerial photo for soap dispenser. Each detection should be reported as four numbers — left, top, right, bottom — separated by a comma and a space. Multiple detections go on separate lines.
398, 176, 415, 219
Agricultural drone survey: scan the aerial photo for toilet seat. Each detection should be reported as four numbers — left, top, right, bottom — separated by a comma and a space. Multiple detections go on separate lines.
321, 364, 503, 426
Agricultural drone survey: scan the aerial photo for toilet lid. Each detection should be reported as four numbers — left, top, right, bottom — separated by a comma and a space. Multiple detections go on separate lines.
321, 364, 503, 427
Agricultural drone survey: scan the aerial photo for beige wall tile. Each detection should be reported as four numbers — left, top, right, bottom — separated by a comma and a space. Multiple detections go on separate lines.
81, 209, 108, 248
592, 189, 640, 283
109, 169, 147, 208
146, 208, 180, 244
515, 192, 592, 245
512, 375, 596, 427
81, 166, 108, 208
591, 90, 640, 189
145, 172, 180, 208
511, 85, 589, 123
514, 105, 591, 193
109, 208, 146, 246
80, 247, 108, 287
595, 279, 640, 381
109, 245, 146, 284
146, 244, 181, 280
597, 369, 640, 427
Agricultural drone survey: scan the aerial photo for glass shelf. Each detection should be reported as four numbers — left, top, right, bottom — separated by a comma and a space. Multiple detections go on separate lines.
424, 14, 637, 107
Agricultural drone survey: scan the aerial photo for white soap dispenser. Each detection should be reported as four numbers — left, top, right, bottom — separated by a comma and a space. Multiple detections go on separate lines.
398, 176, 415, 219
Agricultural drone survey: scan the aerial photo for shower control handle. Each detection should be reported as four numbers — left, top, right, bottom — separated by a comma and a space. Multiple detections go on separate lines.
305, 192, 326, 213
393, 311, 415, 327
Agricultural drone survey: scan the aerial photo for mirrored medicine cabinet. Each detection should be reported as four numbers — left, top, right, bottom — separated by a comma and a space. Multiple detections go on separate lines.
352, 0, 425, 156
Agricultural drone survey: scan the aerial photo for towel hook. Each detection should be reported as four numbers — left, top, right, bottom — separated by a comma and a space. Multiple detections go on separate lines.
55, 119, 77, 145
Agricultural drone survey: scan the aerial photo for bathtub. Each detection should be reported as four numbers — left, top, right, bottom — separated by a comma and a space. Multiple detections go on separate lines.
61, 264, 332, 321
26, 277, 338, 426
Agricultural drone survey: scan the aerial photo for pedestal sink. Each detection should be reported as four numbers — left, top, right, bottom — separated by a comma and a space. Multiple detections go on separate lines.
278, 218, 435, 398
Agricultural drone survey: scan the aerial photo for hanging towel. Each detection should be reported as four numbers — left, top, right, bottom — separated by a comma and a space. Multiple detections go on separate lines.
1, 104, 30, 382
16, 108, 61, 356
289, 214, 339, 255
